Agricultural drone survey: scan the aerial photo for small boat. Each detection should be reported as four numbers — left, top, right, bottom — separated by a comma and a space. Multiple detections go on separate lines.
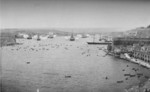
37, 34, 40, 41
48, 32, 54, 38
27, 35, 32, 39
48, 35, 54, 38
117, 80, 124, 83
70, 34, 75, 41
124, 74, 131, 76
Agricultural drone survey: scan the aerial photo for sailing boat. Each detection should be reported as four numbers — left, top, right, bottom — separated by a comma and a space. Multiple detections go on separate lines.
48, 32, 54, 38
27, 34, 32, 39
37, 34, 40, 41
70, 33, 75, 41
99, 34, 102, 41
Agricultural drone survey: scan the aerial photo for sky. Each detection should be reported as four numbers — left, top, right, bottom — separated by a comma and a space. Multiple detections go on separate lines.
0, 0, 150, 31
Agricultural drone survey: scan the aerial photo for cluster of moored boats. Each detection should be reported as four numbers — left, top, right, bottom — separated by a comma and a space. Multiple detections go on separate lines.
17, 32, 113, 44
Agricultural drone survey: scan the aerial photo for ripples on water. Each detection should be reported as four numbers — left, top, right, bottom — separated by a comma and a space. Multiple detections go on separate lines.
1, 38, 150, 92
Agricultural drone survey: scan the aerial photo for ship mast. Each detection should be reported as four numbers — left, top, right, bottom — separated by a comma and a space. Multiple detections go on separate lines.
99, 33, 101, 41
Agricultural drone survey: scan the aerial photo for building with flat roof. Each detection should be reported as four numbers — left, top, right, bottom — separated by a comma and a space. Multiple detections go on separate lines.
113, 37, 150, 46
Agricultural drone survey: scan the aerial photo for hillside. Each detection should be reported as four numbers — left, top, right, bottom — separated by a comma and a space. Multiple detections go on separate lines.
0, 29, 71, 36
126, 26, 150, 38
0, 28, 124, 34
0, 28, 124, 47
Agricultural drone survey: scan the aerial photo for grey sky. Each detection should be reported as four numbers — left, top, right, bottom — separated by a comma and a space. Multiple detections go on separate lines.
0, 0, 150, 30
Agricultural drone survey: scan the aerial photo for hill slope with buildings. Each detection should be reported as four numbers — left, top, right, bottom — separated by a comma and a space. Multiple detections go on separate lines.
126, 25, 150, 38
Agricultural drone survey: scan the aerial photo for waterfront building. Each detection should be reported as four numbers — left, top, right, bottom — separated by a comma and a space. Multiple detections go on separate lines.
123, 31, 138, 39
133, 44, 141, 51
110, 37, 150, 64
133, 51, 150, 64
132, 44, 150, 64
126, 45, 134, 52
141, 45, 150, 52
113, 37, 150, 46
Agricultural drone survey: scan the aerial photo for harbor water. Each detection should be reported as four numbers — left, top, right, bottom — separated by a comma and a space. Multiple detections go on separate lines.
1, 37, 150, 92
